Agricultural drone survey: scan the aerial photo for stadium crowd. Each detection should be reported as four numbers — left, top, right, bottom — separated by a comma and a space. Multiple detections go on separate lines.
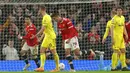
0, 0, 130, 60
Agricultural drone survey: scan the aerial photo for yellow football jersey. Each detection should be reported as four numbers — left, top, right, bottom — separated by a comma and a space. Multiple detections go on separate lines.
111, 15, 125, 38
42, 14, 56, 39
103, 20, 112, 39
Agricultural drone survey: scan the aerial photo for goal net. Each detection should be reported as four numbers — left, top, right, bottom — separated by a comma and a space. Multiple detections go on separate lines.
0, 0, 129, 71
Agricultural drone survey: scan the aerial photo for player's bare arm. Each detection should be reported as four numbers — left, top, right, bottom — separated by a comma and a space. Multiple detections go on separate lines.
38, 33, 45, 42
124, 24, 128, 40
31, 26, 45, 39
36, 26, 45, 36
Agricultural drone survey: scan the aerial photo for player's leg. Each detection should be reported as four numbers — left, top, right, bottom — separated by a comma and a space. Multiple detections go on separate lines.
21, 42, 30, 70
50, 39, 60, 72
65, 39, 75, 72
35, 38, 49, 72
111, 37, 121, 71
72, 36, 80, 58
119, 40, 130, 71
119, 48, 129, 70
111, 49, 120, 71
30, 45, 40, 68
71, 36, 80, 71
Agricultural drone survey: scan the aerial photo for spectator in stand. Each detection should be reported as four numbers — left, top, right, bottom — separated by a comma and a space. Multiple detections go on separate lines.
1, 14, 19, 50
12, 5, 20, 16
58, 5, 67, 17
87, 26, 100, 60
2, 39, 19, 60
31, 5, 39, 23
32, 5, 39, 17
24, 5, 32, 17
3, 14, 19, 38
75, 22, 84, 41
98, 16, 106, 39
15, 6, 24, 32
68, 13, 76, 25
88, 26, 100, 47
83, 14, 92, 32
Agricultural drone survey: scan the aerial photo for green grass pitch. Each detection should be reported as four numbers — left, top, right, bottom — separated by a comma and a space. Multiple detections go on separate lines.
0, 71, 130, 73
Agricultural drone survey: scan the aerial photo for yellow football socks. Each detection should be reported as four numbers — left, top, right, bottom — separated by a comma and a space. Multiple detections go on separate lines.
54, 53, 59, 70
112, 53, 118, 69
40, 53, 46, 68
120, 53, 127, 68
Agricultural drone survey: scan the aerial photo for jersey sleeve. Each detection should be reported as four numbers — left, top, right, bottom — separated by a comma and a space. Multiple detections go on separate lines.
66, 19, 73, 29
42, 15, 51, 27
103, 21, 111, 39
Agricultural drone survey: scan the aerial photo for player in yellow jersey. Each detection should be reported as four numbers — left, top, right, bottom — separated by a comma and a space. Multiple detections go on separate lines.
33, 5, 59, 72
111, 7, 130, 71
102, 10, 116, 44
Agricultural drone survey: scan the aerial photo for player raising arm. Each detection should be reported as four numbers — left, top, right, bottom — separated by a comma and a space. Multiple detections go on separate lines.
18, 16, 40, 70
110, 6, 129, 71
33, 5, 60, 72
51, 13, 80, 72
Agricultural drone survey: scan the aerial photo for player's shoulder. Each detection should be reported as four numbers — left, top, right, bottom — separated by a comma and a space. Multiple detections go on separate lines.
42, 14, 52, 24
62, 18, 69, 21
107, 20, 112, 23
111, 15, 117, 22
107, 20, 112, 26
121, 15, 125, 19
112, 15, 117, 19
31, 24, 36, 27
63, 18, 72, 24
44, 14, 51, 18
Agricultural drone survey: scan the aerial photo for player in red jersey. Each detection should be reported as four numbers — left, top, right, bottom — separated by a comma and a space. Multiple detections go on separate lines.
125, 20, 130, 64
125, 21, 130, 44
51, 13, 80, 72
18, 16, 40, 70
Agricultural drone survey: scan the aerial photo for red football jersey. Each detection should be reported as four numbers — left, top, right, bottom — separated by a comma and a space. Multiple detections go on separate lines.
23, 23, 38, 46
58, 18, 78, 40
125, 22, 130, 43
88, 32, 100, 44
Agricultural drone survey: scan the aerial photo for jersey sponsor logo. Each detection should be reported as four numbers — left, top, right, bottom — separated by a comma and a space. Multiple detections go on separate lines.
29, 28, 35, 30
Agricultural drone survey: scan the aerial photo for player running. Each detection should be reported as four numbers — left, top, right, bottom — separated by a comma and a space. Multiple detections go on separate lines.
18, 16, 40, 70
111, 6, 129, 71
51, 13, 80, 72
33, 5, 60, 72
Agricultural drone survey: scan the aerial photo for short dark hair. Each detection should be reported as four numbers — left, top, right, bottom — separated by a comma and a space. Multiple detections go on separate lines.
116, 6, 123, 11
39, 5, 46, 10
51, 13, 60, 18
9, 39, 13, 42
25, 15, 31, 19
